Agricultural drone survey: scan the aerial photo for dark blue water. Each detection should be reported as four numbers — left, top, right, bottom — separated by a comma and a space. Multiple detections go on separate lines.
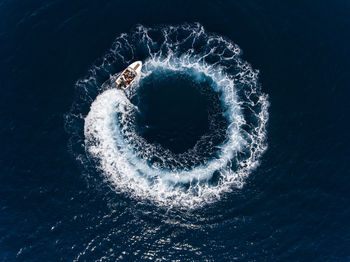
134, 71, 215, 153
1, 0, 350, 261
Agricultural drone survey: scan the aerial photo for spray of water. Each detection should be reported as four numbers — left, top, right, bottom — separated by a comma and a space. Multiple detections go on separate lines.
66, 23, 269, 208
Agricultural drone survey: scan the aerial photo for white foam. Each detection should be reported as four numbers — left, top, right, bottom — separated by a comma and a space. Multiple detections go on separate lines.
76, 24, 269, 208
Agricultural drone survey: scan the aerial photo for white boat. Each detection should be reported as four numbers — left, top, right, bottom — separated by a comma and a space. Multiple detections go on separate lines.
116, 61, 142, 90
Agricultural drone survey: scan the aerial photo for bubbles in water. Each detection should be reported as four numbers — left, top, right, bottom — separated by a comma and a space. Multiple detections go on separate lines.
66, 23, 269, 208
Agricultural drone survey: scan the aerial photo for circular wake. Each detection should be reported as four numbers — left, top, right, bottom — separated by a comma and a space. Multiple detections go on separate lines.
66, 23, 269, 208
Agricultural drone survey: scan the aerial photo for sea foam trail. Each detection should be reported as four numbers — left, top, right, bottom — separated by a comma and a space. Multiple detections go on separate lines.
68, 23, 269, 208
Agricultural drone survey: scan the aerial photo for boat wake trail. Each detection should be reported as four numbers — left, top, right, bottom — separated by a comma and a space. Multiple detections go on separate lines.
66, 23, 269, 208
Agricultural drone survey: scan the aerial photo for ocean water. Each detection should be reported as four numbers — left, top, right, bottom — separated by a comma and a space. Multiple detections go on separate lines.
1, 0, 350, 261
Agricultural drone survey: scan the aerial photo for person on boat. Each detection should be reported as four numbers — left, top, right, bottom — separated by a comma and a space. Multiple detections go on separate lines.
119, 78, 127, 88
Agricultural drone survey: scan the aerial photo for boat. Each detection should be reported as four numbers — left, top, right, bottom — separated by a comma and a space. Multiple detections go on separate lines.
116, 61, 142, 90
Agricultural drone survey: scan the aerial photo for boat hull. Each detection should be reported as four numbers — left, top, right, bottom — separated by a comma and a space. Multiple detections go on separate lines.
115, 61, 142, 90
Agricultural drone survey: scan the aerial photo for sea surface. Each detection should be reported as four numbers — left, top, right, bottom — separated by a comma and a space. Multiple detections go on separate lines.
1, 0, 350, 261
